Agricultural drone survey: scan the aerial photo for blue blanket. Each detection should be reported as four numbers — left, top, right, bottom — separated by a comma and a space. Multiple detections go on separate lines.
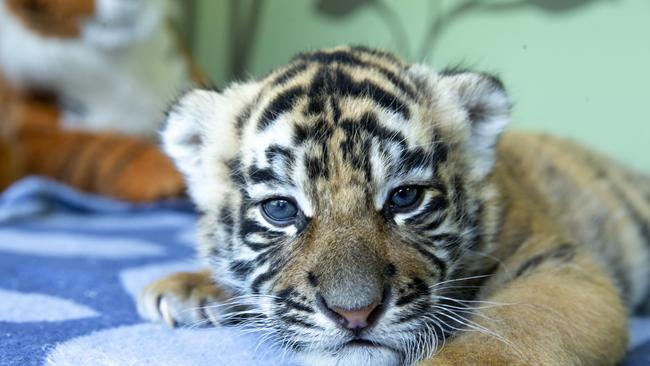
0, 177, 648, 365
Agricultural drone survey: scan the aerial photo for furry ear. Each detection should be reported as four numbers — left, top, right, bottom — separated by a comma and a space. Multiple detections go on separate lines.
410, 65, 511, 178
162, 82, 259, 211
441, 70, 511, 178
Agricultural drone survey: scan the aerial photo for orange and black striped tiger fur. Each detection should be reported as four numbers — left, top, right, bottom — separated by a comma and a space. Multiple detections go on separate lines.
0, 0, 199, 201
139, 46, 650, 365
0, 80, 184, 201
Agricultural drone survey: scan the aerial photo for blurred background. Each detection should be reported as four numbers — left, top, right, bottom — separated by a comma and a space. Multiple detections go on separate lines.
180, 0, 650, 171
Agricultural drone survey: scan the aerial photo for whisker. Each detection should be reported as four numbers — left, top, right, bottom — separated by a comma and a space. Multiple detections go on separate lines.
430, 274, 495, 289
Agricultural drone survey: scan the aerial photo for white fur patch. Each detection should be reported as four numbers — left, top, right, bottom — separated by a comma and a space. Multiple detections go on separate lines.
163, 83, 260, 212
296, 346, 401, 366
409, 64, 511, 179
0, 0, 190, 137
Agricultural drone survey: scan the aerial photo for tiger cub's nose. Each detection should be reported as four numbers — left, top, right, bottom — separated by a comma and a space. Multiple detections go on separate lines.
329, 300, 380, 331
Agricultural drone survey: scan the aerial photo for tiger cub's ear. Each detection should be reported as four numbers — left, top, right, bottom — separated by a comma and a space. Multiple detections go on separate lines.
410, 65, 511, 179
162, 82, 260, 211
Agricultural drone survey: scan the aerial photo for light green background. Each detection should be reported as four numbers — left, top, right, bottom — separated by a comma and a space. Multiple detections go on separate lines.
189, 0, 650, 171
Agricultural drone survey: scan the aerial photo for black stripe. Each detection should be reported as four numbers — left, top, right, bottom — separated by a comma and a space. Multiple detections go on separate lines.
308, 68, 410, 121
329, 97, 341, 124
451, 174, 467, 223
413, 245, 447, 280
59, 137, 92, 183
405, 196, 449, 225
582, 154, 650, 248
283, 299, 314, 313
253, 245, 282, 267
251, 264, 281, 294
349, 46, 402, 63
265, 145, 295, 179
240, 219, 278, 236
235, 101, 254, 134
271, 62, 309, 86
247, 165, 284, 185
392, 301, 429, 324
514, 243, 576, 278
101, 142, 150, 184
242, 240, 273, 252
429, 126, 450, 166
275, 287, 315, 313
217, 204, 235, 238
419, 214, 447, 232
465, 202, 484, 251
295, 49, 417, 100
338, 122, 372, 178
395, 278, 429, 307
359, 112, 407, 146
305, 155, 329, 180
218, 205, 235, 227
618, 192, 650, 248
393, 311, 421, 324
398, 148, 429, 174
227, 158, 246, 186
265, 145, 294, 164
307, 272, 319, 287
278, 314, 320, 329
229, 260, 256, 279
239, 219, 284, 251
76, 137, 117, 190
424, 233, 461, 252
257, 86, 305, 131
293, 118, 333, 145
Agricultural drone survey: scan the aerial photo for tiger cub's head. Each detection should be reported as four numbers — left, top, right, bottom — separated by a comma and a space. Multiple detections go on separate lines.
163, 46, 510, 366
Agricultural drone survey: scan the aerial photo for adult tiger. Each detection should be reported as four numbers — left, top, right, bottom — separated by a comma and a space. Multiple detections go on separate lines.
139, 46, 650, 365
0, 0, 198, 201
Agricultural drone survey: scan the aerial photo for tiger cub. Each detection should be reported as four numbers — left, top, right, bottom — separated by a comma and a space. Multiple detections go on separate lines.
139, 46, 650, 366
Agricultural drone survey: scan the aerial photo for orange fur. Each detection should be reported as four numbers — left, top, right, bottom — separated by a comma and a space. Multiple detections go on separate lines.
6, 0, 94, 38
0, 1, 198, 202
0, 73, 185, 202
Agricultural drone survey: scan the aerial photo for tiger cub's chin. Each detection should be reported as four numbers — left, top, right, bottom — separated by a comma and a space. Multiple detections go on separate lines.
296, 347, 402, 366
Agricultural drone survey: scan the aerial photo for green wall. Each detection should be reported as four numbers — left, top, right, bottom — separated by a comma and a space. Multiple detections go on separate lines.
191, 0, 650, 171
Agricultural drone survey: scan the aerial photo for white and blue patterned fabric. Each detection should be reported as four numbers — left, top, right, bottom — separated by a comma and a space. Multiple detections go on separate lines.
0, 177, 648, 365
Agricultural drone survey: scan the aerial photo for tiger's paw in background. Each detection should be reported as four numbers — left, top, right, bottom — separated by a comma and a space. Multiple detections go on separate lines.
138, 270, 232, 328
0, 0, 195, 203
98, 138, 186, 202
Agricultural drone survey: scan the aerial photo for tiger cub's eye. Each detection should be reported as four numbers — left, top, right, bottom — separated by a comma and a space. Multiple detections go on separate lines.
261, 198, 299, 226
388, 186, 424, 212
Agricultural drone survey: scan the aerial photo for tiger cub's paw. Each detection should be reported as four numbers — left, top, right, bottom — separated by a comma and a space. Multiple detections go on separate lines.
138, 270, 230, 328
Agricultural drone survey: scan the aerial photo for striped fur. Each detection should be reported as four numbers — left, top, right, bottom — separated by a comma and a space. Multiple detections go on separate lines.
0, 80, 184, 201
145, 46, 650, 366
0, 0, 198, 201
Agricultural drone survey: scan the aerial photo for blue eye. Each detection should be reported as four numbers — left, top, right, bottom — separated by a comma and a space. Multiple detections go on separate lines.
261, 198, 299, 225
389, 186, 423, 211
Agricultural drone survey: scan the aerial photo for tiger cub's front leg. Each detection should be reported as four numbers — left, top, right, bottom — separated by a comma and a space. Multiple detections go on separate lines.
421, 241, 629, 366
138, 270, 232, 328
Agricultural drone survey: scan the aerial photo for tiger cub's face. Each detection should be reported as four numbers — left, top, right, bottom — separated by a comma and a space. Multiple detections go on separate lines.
164, 47, 510, 365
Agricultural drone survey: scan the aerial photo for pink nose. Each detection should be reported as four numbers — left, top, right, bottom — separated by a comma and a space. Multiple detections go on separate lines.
330, 301, 380, 330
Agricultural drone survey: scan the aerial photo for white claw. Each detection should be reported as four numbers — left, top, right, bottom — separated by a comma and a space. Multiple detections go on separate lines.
159, 297, 176, 327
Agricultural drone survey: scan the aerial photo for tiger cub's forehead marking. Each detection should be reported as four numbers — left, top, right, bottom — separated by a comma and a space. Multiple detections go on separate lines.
238, 47, 446, 206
